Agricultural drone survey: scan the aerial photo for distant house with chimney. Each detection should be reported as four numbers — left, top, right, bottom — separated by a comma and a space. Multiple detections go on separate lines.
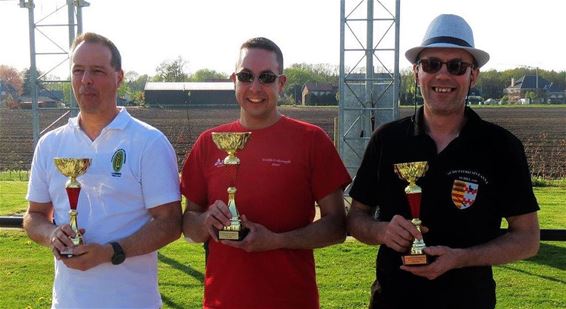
504, 75, 565, 104
301, 83, 338, 105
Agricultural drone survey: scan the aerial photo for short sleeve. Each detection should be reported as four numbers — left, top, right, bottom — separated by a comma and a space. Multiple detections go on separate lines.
180, 132, 209, 208
26, 136, 52, 203
310, 128, 352, 201
140, 134, 181, 208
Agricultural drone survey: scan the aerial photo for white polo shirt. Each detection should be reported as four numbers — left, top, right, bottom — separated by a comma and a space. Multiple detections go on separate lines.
27, 107, 180, 308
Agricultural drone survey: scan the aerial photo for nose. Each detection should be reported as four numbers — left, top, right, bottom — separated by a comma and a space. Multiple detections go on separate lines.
249, 76, 262, 91
81, 70, 94, 85
432, 64, 453, 80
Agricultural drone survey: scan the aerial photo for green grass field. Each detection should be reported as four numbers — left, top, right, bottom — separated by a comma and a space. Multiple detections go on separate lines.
1, 177, 565, 308
1, 231, 564, 309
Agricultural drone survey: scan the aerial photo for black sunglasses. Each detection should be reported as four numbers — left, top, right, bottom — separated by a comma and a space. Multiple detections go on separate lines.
235, 70, 281, 84
418, 58, 475, 76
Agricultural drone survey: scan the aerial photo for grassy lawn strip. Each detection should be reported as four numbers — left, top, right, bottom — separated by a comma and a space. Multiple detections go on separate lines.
1, 231, 565, 308
0, 181, 28, 215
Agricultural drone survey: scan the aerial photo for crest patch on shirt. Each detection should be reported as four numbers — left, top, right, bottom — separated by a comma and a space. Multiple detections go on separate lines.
451, 179, 479, 209
111, 148, 126, 177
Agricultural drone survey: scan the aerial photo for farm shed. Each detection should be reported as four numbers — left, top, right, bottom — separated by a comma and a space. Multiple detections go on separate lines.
301, 83, 338, 105
144, 82, 236, 108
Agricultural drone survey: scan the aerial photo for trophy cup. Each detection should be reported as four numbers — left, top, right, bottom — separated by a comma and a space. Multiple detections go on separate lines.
394, 161, 429, 265
211, 132, 251, 241
54, 158, 91, 256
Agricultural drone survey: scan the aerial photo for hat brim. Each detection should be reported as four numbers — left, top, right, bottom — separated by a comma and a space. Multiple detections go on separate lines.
405, 43, 490, 68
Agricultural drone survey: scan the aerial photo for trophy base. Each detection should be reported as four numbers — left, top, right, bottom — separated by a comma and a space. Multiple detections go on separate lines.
59, 235, 83, 258
59, 247, 77, 258
402, 253, 429, 266
218, 228, 249, 241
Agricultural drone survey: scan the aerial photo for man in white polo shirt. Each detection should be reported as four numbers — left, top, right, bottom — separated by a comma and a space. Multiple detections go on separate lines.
24, 32, 182, 308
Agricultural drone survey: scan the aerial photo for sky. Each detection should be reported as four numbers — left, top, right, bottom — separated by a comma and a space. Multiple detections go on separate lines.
1, 0, 565, 78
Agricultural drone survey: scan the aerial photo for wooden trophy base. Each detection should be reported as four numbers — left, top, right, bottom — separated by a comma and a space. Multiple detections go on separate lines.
218, 228, 249, 241
402, 253, 429, 266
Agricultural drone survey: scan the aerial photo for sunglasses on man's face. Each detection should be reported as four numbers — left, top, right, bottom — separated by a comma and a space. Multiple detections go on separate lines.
235, 70, 281, 84
418, 58, 475, 76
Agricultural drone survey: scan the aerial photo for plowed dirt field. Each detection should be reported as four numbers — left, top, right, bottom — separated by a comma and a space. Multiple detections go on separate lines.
1, 106, 564, 178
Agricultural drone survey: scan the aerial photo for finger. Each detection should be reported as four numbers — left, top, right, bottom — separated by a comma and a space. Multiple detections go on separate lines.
52, 246, 63, 260
220, 239, 243, 249
71, 244, 88, 256
206, 207, 229, 230
388, 238, 410, 253
210, 203, 232, 226
217, 205, 233, 219
208, 213, 228, 230
385, 224, 412, 247
50, 228, 72, 251
207, 227, 219, 242
397, 219, 423, 240
423, 246, 445, 257
389, 216, 415, 240
58, 226, 79, 247
240, 215, 254, 230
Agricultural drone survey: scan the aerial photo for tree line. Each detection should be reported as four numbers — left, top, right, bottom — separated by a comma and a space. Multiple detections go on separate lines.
1, 59, 564, 107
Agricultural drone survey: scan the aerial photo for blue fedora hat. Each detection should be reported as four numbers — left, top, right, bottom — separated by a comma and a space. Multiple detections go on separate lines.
405, 14, 490, 68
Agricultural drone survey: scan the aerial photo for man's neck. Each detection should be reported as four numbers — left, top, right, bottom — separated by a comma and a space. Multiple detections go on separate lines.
423, 105, 466, 153
239, 110, 281, 130
79, 107, 120, 141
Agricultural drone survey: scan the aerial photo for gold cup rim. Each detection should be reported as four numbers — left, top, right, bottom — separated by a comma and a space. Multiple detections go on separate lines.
53, 158, 92, 178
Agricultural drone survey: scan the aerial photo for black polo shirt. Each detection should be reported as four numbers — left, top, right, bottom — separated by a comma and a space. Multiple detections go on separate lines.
350, 106, 539, 308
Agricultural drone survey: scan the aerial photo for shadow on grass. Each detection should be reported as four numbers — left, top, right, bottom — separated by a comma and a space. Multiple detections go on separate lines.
499, 242, 566, 285
158, 252, 204, 283
527, 242, 566, 270
161, 295, 185, 309
499, 264, 566, 285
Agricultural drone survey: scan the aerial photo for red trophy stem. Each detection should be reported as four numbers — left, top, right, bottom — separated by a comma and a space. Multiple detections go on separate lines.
406, 192, 421, 218
66, 187, 81, 210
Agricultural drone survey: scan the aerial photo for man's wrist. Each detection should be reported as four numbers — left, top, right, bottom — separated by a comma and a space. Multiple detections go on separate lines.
110, 241, 126, 265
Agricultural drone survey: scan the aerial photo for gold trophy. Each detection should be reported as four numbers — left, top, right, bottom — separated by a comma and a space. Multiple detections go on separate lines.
54, 158, 91, 256
211, 132, 251, 241
394, 161, 429, 265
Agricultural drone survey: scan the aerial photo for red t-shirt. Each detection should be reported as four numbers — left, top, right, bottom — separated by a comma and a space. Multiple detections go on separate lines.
181, 116, 351, 309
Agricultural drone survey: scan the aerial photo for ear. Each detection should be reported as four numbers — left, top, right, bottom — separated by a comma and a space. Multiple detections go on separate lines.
412, 64, 420, 86
278, 75, 287, 94
117, 69, 124, 87
470, 67, 479, 88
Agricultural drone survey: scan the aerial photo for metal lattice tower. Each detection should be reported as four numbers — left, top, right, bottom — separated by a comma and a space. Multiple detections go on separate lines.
19, 0, 89, 147
339, 0, 401, 177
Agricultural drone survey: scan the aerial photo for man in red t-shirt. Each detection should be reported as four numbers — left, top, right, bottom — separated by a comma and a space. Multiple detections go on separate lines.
181, 37, 351, 309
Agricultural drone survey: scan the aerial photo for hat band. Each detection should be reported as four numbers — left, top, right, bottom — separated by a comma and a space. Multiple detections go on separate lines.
422, 36, 472, 48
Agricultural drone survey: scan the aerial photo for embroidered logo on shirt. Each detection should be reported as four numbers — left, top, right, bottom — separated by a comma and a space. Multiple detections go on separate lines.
451, 179, 479, 209
262, 158, 291, 167
111, 148, 126, 177
214, 158, 224, 168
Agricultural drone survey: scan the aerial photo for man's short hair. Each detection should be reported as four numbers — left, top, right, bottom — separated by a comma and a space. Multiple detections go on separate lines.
71, 32, 122, 71
240, 37, 284, 74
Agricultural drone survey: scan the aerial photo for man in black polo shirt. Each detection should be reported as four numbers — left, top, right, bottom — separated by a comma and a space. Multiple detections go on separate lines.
346, 14, 540, 309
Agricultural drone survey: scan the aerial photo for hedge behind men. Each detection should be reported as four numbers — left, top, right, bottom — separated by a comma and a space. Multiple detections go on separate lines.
181, 37, 351, 308
24, 32, 182, 308
347, 15, 539, 308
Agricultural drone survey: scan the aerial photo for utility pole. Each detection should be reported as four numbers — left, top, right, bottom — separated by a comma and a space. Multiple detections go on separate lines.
19, 0, 39, 146
20, 0, 89, 147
